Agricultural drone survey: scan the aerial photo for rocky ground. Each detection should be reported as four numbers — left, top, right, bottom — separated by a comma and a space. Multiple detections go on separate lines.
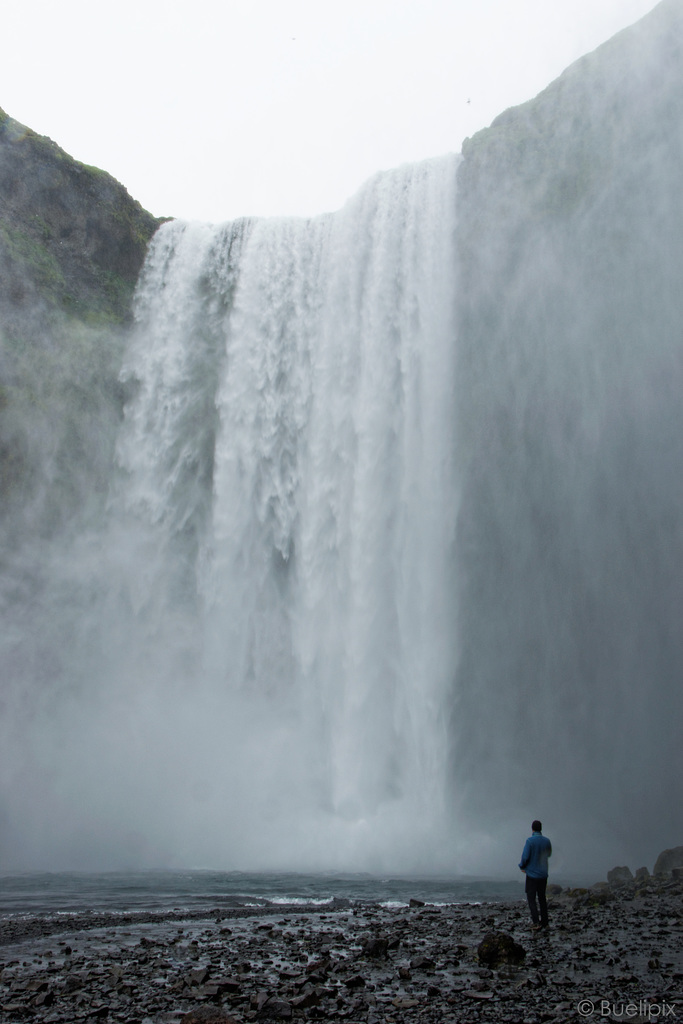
1, 877, 682, 1024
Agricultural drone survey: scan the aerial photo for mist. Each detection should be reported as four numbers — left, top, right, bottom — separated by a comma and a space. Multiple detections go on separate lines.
1, 158, 466, 876
1, 0, 682, 881
452, 0, 683, 873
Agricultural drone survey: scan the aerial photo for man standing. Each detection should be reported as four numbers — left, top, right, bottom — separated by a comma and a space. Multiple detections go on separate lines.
519, 819, 552, 930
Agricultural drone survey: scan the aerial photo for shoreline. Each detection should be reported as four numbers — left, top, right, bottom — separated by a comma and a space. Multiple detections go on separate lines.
1, 878, 682, 1023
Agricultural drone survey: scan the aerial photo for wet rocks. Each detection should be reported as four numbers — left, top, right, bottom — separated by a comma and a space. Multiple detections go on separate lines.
612, 845, 683, 883
2, 880, 683, 1023
477, 931, 526, 965
343, 973, 366, 988
410, 954, 436, 970
361, 935, 389, 958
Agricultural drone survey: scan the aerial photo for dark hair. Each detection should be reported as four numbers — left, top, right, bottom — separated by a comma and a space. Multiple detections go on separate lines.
532, 820, 543, 832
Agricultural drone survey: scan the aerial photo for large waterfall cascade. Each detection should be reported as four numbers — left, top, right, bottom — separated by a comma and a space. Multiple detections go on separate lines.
3, 1, 683, 877
0, 155, 467, 871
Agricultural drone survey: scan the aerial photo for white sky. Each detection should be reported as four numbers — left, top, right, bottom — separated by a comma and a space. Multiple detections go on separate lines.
2, 0, 660, 223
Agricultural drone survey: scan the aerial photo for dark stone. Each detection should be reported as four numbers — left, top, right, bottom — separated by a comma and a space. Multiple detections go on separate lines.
211, 976, 242, 993
306, 958, 332, 976
262, 997, 293, 1018
0, 107, 162, 326
392, 996, 420, 1009
654, 847, 683, 875
465, 988, 494, 1000
410, 955, 436, 970
291, 988, 321, 1008
188, 966, 210, 986
329, 897, 352, 909
477, 931, 526, 966
251, 991, 270, 1011
362, 936, 389, 958
26, 979, 49, 992
607, 866, 634, 884
344, 974, 366, 988
588, 888, 615, 905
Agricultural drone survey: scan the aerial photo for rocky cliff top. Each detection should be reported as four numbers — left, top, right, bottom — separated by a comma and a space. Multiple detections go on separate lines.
458, 0, 683, 222
0, 108, 163, 539
0, 107, 162, 329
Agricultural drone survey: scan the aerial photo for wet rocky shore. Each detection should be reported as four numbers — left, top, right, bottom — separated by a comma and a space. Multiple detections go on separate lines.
1, 877, 683, 1024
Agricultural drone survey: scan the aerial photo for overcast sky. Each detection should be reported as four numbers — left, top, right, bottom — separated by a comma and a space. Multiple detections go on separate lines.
2, 0, 660, 223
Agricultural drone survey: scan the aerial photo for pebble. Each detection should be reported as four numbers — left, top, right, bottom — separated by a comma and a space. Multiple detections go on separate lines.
1, 877, 683, 1022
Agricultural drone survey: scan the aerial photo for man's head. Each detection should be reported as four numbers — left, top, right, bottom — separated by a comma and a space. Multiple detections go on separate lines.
532, 820, 542, 832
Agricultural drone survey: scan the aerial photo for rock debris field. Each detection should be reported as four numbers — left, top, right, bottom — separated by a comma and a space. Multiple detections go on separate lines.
2, 877, 683, 1024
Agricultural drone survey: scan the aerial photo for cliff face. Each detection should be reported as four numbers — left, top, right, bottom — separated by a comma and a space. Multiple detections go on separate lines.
453, 0, 683, 855
0, 110, 162, 539
0, 108, 160, 327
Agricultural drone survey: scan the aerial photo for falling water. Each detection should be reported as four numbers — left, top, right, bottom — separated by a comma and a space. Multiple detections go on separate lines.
0, 155, 463, 871
4, 3, 683, 880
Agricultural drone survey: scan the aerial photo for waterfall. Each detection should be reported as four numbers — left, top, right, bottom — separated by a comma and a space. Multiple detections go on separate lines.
4, 3, 683, 878
120, 154, 461, 869
0, 155, 464, 871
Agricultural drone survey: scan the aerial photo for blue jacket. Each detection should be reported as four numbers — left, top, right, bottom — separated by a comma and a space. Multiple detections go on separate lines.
519, 832, 552, 878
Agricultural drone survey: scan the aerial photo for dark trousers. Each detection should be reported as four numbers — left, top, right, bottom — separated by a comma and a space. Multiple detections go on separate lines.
525, 875, 548, 926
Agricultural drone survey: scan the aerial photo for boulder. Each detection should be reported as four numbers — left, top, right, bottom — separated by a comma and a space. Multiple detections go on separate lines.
410, 955, 436, 971
187, 966, 210, 986
607, 866, 633, 884
201, 977, 241, 997
262, 998, 292, 1019
291, 989, 321, 1009
635, 866, 650, 881
653, 846, 683, 875
477, 931, 526, 966
362, 936, 389, 958
344, 974, 366, 989
588, 888, 614, 905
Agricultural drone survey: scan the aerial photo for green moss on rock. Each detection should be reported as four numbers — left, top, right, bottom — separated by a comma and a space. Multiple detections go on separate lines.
0, 106, 166, 536
0, 108, 164, 326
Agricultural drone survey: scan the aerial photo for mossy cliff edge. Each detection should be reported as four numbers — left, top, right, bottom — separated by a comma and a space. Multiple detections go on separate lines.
0, 107, 161, 325
0, 110, 163, 539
